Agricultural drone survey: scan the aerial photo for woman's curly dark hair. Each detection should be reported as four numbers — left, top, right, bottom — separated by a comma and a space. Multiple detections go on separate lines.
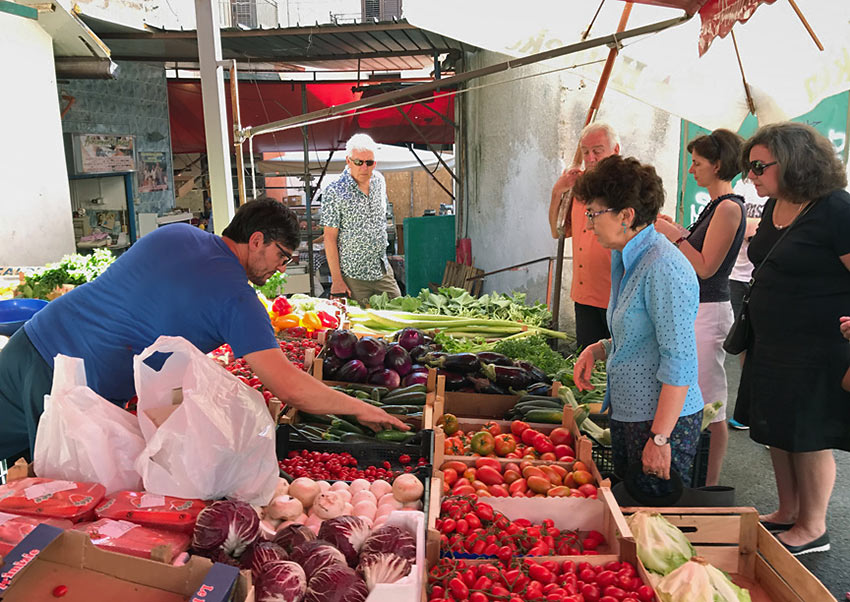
741, 122, 847, 203
221, 197, 300, 250
687, 128, 744, 181
573, 155, 665, 228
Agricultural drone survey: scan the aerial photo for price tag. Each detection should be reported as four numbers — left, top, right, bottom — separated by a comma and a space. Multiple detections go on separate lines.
97, 519, 139, 539
24, 480, 76, 500
0, 511, 17, 526
139, 493, 165, 508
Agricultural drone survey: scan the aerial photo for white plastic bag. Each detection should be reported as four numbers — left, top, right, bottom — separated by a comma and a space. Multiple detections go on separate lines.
33, 355, 145, 494
133, 336, 277, 505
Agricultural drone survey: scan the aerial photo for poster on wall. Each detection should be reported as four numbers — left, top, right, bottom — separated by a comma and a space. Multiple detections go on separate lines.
138, 151, 169, 192
76, 134, 135, 173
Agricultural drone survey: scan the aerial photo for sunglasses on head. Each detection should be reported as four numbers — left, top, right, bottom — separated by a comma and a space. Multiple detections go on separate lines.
349, 157, 375, 167
747, 160, 777, 176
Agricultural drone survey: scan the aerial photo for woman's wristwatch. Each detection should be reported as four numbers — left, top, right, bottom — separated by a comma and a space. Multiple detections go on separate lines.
650, 432, 670, 446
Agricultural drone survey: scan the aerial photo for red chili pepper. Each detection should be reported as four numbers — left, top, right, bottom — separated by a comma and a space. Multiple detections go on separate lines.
317, 310, 339, 328
398, 454, 411, 465
52, 585, 68, 598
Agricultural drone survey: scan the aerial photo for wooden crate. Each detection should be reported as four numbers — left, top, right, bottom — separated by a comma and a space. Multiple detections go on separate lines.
440, 261, 484, 296
619, 507, 834, 602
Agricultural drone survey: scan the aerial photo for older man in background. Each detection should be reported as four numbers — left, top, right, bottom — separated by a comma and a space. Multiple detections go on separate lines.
321, 133, 400, 306
548, 123, 621, 349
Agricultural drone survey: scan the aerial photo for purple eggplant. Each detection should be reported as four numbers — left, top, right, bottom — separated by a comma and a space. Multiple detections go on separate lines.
438, 370, 472, 391
421, 351, 447, 367
481, 363, 533, 390
526, 382, 552, 396
469, 376, 508, 395
384, 344, 413, 376
396, 328, 425, 351
326, 329, 358, 360
409, 345, 433, 363
409, 364, 427, 374
368, 368, 401, 389
476, 351, 514, 367
336, 359, 368, 383
402, 371, 429, 387
435, 353, 481, 374
322, 353, 345, 379
514, 360, 552, 384
355, 337, 387, 367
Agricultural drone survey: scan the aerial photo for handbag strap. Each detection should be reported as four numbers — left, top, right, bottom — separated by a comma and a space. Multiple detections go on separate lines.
748, 199, 815, 287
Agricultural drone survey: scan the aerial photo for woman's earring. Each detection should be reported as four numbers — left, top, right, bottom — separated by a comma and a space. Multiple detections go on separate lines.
622, 222, 627, 234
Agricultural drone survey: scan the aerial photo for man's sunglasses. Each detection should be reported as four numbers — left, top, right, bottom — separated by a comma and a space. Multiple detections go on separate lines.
274, 242, 295, 267
747, 160, 777, 176
349, 158, 375, 167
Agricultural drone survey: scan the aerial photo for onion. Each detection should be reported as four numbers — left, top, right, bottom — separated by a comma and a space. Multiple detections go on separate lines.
266, 495, 304, 521
289, 478, 321, 508
392, 474, 423, 503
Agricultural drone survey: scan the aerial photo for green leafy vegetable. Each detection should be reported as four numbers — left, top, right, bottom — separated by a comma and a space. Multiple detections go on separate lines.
17, 249, 115, 300
255, 271, 287, 299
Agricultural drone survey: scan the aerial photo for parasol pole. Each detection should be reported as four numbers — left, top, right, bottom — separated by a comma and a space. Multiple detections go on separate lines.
230, 60, 247, 206
730, 30, 756, 115
787, 0, 823, 51
551, 2, 632, 334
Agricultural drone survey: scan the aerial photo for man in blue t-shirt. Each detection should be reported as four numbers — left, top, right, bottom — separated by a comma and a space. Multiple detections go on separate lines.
0, 199, 406, 460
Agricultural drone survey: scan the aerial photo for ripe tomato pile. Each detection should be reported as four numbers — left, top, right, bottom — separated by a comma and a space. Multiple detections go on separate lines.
279, 450, 428, 482
442, 419, 577, 462
438, 496, 605, 559
277, 336, 322, 370
442, 457, 598, 499
429, 557, 655, 602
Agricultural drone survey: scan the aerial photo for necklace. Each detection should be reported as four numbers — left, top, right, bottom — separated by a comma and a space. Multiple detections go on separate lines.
773, 200, 807, 230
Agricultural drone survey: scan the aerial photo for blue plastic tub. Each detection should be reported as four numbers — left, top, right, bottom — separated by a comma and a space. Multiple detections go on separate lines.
0, 298, 48, 336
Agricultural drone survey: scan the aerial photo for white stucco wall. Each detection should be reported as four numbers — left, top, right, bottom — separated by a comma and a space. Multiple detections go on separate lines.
461, 50, 681, 337
0, 12, 75, 266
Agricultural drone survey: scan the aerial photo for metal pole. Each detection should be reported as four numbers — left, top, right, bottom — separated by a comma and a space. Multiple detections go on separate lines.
195, 0, 234, 233
301, 83, 315, 296
230, 60, 247, 206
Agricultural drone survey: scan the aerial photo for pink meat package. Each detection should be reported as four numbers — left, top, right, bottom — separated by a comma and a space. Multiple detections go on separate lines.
94, 491, 207, 534
0, 477, 105, 523
74, 519, 191, 563
0, 512, 73, 557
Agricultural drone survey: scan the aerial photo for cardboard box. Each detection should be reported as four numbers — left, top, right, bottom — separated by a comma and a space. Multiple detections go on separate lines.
619, 507, 833, 602
0, 524, 249, 602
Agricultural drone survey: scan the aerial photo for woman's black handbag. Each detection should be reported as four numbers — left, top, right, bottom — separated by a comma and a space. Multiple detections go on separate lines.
722, 200, 814, 355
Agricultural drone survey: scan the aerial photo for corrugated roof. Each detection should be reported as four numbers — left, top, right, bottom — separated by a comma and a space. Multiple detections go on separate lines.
84, 20, 476, 72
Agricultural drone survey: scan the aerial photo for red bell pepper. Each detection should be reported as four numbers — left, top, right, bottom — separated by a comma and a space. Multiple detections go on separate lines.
271, 296, 292, 315
317, 310, 339, 328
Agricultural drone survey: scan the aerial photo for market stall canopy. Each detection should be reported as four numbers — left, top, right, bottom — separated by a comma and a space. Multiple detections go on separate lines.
404, 0, 850, 131
168, 80, 455, 154
256, 145, 454, 175
18, 0, 110, 58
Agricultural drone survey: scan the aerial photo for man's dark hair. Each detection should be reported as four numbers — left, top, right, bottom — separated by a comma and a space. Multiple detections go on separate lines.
687, 129, 744, 181
574, 155, 665, 228
221, 197, 300, 250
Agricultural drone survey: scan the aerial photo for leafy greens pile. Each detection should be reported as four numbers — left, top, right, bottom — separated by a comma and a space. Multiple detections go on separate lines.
369, 286, 552, 327
16, 249, 115, 300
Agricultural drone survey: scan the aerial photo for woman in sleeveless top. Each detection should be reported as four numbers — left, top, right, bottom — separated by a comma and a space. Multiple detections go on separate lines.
655, 129, 745, 487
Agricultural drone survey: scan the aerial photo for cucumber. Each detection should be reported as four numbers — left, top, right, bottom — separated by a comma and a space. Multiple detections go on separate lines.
331, 418, 368, 435
513, 400, 563, 412
522, 409, 564, 424
382, 384, 428, 400
380, 404, 423, 415
378, 392, 427, 406
353, 390, 371, 400
340, 433, 379, 444
374, 429, 417, 443
371, 387, 388, 402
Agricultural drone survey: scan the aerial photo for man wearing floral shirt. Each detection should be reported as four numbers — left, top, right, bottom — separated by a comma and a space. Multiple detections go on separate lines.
321, 133, 401, 305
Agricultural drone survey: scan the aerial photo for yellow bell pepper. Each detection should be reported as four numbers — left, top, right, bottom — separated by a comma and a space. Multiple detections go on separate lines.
301, 311, 322, 331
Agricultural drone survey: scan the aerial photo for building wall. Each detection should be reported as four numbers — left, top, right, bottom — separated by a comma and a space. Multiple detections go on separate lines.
0, 12, 75, 266
462, 50, 680, 336
59, 61, 176, 218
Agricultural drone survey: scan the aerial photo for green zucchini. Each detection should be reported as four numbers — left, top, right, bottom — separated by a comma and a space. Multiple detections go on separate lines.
380, 404, 423, 415
374, 429, 417, 443
382, 384, 428, 400
378, 392, 427, 406
522, 409, 564, 424
331, 418, 368, 435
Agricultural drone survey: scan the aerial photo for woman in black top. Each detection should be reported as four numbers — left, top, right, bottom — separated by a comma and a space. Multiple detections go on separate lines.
655, 129, 745, 487
734, 123, 850, 556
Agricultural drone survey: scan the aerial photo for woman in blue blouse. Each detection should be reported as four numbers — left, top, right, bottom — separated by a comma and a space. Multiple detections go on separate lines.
573, 156, 703, 485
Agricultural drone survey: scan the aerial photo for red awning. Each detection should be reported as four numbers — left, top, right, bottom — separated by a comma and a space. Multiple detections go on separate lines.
167, 80, 455, 154
697, 0, 776, 55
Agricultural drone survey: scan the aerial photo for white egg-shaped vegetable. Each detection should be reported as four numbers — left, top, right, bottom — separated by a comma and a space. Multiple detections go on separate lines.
274, 478, 290, 498
313, 491, 346, 520
350, 490, 377, 506
352, 500, 377, 521
369, 479, 393, 499
343, 503, 354, 515
330, 480, 350, 491
303, 512, 324, 535
349, 478, 371, 494
266, 495, 304, 521
334, 488, 352, 503
402, 500, 423, 510
374, 505, 395, 520
392, 474, 424, 503
317, 480, 331, 492
259, 519, 279, 540
289, 477, 321, 508
377, 494, 404, 510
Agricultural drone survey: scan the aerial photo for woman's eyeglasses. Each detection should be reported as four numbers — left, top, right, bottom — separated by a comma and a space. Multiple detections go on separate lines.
584, 207, 616, 223
274, 242, 295, 267
747, 160, 777, 176
349, 158, 375, 167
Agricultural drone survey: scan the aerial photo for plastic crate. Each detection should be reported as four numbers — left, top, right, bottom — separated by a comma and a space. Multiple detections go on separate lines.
587, 414, 710, 488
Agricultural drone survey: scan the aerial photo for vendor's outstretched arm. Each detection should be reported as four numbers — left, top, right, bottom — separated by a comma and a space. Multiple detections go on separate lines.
245, 347, 408, 431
